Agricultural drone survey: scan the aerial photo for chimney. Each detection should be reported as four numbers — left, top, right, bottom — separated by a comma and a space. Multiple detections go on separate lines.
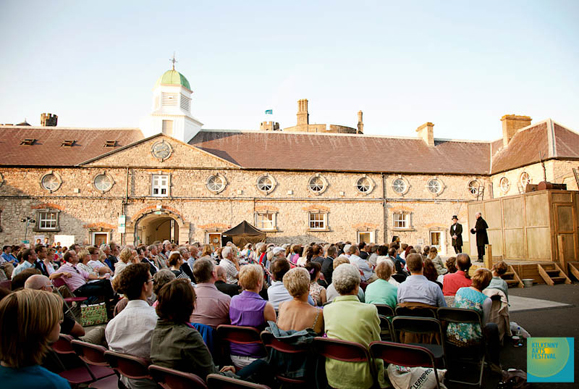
296, 99, 309, 126
357, 110, 364, 134
260, 121, 280, 131
41, 113, 58, 127
501, 115, 531, 147
416, 122, 434, 147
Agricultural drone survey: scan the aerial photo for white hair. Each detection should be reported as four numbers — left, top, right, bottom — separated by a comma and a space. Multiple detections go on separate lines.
333, 264, 361, 295
222, 246, 233, 259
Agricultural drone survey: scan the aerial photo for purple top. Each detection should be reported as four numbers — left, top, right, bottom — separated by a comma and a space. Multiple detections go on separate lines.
229, 290, 267, 357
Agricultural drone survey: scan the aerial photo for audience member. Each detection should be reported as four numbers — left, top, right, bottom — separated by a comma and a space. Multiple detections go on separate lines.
327, 256, 365, 303
114, 247, 132, 277
364, 261, 398, 308
423, 258, 443, 289
0, 288, 69, 389
152, 269, 176, 306
427, 247, 447, 275
190, 258, 231, 328
485, 261, 509, 301
345, 244, 374, 282
168, 252, 191, 281
220, 246, 240, 284
12, 249, 38, 279
87, 247, 112, 276
215, 266, 240, 297
323, 264, 386, 389
443, 253, 472, 296
397, 254, 446, 307
305, 261, 326, 306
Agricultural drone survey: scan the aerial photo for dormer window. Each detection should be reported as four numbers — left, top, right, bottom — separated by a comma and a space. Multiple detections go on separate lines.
61, 140, 76, 147
20, 138, 36, 146
104, 140, 117, 148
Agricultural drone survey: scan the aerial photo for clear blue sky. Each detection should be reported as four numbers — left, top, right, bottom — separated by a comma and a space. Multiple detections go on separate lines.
1, 0, 578, 140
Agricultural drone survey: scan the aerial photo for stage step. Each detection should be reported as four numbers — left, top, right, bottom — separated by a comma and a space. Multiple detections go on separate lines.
501, 265, 524, 288
568, 263, 579, 281
537, 263, 572, 286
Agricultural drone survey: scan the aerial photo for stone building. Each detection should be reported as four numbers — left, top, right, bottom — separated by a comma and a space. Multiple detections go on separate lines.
1, 67, 578, 255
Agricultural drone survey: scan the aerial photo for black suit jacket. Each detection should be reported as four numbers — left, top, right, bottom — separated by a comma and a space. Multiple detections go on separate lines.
141, 258, 158, 276
474, 217, 489, 245
180, 262, 194, 282
450, 223, 463, 246
215, 280, 240, 297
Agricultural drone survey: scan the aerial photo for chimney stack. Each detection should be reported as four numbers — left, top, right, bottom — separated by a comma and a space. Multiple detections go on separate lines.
357, 111, 364, 134
296, 99, 309, 126
40, 113, 58, 127
501, 115, 531, 147
416, 122, 434, 147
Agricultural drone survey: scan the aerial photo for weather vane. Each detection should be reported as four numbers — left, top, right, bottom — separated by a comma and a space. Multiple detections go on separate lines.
170, 52, 178, 70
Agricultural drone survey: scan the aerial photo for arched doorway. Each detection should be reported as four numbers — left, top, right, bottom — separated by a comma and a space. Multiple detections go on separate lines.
135, 213, 180, 245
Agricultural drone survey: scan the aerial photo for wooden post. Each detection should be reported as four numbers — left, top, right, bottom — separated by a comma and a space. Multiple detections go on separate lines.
484, 244, 492, 269
557, 235, 566, 269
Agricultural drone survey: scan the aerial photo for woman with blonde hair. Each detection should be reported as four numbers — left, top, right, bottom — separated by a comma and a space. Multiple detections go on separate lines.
0, 289, 69, 388
229, 264, 276, 368
277, 267, 323, 334
114, 247, 133, 277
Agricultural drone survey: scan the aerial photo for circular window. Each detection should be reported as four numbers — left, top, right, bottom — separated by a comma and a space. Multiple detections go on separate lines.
206, 174, 227, 194
256, 174, 276, 194
308, 174, 328, 195
392, 178, 407, 194
500, 177, 510, 193
520, 172, 530, 188
356, 176, 374, 194
41, 172, 61, 192
468, 180, 480, 196
427, 179, 443, 195
94, 173, 114, 192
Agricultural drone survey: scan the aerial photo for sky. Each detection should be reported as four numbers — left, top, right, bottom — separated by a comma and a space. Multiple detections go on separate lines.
0, 0, 578, 140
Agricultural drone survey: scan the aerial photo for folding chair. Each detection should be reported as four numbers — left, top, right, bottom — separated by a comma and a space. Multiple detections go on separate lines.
391, 316, 446, 368
395, 305, 437, 318
149, 364, 208, 389
52, 276, 87, 320
70, 340, 118, 389
51, 334, 116, 386
206, 373, 270, 389
370, 341, 442, 389
216, 324, 266, 366
378, 314, 394, 341
374, 304, 395, 318
260, 330, 310, 384
313, 337, 376, 388
104, 350, 153, 382
437, 307, 485, 387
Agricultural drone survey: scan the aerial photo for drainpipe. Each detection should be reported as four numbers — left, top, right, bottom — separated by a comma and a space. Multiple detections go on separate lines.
382, 173, 387, 244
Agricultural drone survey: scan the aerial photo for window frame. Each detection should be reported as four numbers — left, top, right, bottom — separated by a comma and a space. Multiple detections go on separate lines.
93, 171, 115, 193
519, 172, 530, 188
468, 179, 480, 197
392, 212, 411, 230
307, 174, 328, 195
426, 177, 444, 196
255, 211, 277, 231
151, 174, 170, 197
391, 176, 409, 195
40, 171, 62, 193
499, 176, 510, 194
308, 211, 329, 231
355, 175, 375, 195
256, 174, 277, 195
206, 173, 227, 194
34, 209, 60, 232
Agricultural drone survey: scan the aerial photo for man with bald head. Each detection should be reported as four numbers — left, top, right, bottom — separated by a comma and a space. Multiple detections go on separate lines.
25, 274, 85, 337
214, 265, 240, 297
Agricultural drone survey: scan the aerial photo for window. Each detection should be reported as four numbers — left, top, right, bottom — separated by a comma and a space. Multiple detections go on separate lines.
61, 140, 75, 147
104, 140, 117, 148
356, 175, 374, 194
427, 178, 443, 195
94, 173, 114, 192
256, 174, 276, 194
206, 174, 227, 194
37, 211, 59, 231
499, 177, 510, 194
180, 94, 191, 111
468, 180, 480, 196
393, 212, 410, 229
520, 172, 530, 188
308, 212, 327, 230
152, 174, 169, 196
308, 174, 328, 195
40, 172, 62, 192
256, 212, 276, 230
392, 177, 409, 195
358, 231, 375, 244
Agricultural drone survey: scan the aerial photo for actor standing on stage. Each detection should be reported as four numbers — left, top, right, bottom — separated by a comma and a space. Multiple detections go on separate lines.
470, 212, 489, 262
450, 215, 463, 254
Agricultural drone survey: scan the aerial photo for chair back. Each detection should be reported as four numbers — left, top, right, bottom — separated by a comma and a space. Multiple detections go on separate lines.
378, 314, 394, 341
52, 334, 77, 355
71, 340, 110, 367
217, 324, 262, 345
374, 304, 395, 317
104, 350, 151, 379
395, 305, 437, 317
52, 276, 66, 288
206, 373, 270, 388
260, 331, 309, 384
437, 307, 482, 326
149, 364, 208, 389
369, 341, 440, 389
392, 316, 443, 343
313, 336, 372, 364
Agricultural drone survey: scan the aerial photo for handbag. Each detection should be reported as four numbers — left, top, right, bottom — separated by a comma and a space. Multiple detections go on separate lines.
80, 302, 108, 326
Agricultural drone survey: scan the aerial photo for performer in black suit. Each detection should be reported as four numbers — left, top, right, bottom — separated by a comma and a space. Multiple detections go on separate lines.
450, 215, 463, 254
470, 212, 489, 262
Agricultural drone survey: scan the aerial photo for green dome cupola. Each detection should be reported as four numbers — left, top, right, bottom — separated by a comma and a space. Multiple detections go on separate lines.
155, 69, 191, 90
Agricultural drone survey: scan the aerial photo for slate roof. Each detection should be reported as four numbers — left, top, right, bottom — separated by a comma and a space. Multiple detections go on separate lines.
0, 126, 144, 166
189, 130, 492, 175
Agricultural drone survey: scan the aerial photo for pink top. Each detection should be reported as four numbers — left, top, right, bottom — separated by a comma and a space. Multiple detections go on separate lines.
189, 283, 231, 329
54, 263, 90, 292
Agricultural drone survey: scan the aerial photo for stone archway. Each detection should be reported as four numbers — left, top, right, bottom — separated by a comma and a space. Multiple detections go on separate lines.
126, 209, 190, 246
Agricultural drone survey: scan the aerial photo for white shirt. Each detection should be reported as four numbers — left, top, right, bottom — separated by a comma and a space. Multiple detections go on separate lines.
105, 300, 157, 359
220, 258, 238, 284
348, 254, 374, 282
88, 260, 106, 270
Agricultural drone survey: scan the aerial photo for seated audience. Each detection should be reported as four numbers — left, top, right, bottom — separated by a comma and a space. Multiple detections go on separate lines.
105, 263, 157, 389
428, 246, 447, 275
152, 269, 176, 306
168, 252, 191, 281
215, 266, 240, 297
12, 249, 38, 279
442, 253, 472, 296
11, 268, 42, 291
305, 261, 326, 306
0, 288, 69, 389
77, 249, 98, 276
287, 244, 302, 266
139, 246, 158, 276
448, 268, 501, 370
319, 245, 337, 286
397, 253, 446, 307
229, 264, 276, 368
485, 261, 509, 301
323, 264, 387, 389
190, 258, 231, 328
345, 244, 374, 282
114, 247, 133, 277
424, 258, 443, 289
220, 246, 240, 284
327, 256, 365, 303
364, 261, 398, 308
277, 267, 324, 334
